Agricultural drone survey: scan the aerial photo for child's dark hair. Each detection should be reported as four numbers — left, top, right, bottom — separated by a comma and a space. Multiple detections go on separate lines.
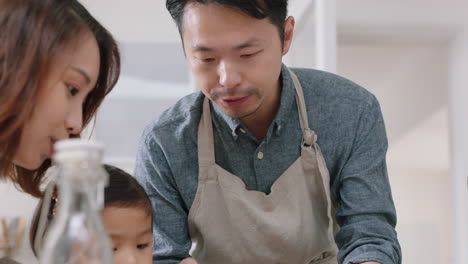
29, 164, 152, 256
102, 164, 152, 216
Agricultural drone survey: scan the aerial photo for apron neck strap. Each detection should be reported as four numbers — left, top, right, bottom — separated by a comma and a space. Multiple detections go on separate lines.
198, 97, 216, 165
288, 69, 309, 130
288, 69, 316, 147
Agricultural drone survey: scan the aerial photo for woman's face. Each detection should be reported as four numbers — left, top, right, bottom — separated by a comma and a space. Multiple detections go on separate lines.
13, 32, 100, 170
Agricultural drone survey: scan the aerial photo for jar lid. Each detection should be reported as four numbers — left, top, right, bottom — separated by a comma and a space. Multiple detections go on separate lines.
53, 139, 104, 163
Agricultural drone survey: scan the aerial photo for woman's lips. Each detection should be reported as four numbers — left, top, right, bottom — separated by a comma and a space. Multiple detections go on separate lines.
221, 96, 250, 107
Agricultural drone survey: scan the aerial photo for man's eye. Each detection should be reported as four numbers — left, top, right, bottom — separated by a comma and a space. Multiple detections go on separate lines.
241, 50, 262, 58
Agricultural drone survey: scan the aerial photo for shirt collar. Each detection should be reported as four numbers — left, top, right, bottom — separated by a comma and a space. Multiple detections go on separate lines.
273, 64, 295, 136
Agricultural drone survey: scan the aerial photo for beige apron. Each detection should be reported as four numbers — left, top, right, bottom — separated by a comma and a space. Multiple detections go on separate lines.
188, 69, 339, 264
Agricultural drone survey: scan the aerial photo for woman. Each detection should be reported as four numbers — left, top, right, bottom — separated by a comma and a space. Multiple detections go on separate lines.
0, 0, 120, 197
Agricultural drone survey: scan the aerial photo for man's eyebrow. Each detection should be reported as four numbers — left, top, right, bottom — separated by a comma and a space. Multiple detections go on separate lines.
192, 38, 262, 52
234, 38, 261, 50
192, 44, 214, 52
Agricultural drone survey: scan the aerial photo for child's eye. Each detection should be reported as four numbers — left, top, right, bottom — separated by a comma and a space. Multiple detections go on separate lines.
201, 58, 215, 63
137, 243, 149, 250
113, 247, 118, 252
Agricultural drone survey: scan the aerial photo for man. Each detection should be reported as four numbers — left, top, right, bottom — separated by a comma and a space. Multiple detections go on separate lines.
135, 1, 401, 264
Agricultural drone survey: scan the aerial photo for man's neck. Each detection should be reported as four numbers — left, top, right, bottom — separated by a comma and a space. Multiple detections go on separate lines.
240, 81, 282, 142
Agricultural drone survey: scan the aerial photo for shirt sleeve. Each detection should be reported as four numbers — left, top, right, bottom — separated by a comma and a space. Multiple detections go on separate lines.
134, 128, 192, 264
334, 96, 402, 264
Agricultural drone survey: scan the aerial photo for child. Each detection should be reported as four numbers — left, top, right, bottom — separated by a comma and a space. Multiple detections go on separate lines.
30, 165, 153, 264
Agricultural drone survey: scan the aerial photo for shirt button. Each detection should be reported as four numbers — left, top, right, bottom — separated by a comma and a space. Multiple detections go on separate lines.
231, 131, 237, 137
239, 128, 246, 134
257, 152, 264, 160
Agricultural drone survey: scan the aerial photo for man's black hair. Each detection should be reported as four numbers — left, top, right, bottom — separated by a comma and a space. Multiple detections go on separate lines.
166, 0, 289, 42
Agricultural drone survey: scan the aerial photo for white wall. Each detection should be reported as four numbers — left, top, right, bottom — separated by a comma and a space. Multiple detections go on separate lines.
448, 29, 468, 264
387, 107, 451, 264
337, 0, 468, 30
79, 0, 179, 43
284, 2, 317, 69
337, 34, 452, 263
338, 34, 449, 141
95, 78, 191, 161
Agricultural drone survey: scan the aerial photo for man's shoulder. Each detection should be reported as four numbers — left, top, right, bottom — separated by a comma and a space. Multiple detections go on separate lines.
141, 91, 204, 146
291, 67, 378, 107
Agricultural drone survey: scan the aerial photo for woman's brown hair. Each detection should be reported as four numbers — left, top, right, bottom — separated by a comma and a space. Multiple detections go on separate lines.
0, 0, 121, 197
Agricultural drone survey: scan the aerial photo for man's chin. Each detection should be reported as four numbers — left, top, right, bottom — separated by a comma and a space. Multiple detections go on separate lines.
213, 98, 260, 119
223, 109, 257, 120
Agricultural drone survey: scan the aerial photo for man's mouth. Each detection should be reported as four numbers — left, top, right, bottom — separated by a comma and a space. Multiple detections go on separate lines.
221, 96, 250, 106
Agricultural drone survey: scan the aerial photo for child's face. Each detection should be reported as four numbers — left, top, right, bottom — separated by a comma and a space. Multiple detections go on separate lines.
101, 206, 153, 264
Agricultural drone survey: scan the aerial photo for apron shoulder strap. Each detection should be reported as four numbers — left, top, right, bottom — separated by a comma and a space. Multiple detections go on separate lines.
197, 97, 216, 167
288, 68, 316, 147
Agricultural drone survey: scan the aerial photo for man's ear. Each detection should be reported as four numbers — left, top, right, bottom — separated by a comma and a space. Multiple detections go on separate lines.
282, 16, 295, 55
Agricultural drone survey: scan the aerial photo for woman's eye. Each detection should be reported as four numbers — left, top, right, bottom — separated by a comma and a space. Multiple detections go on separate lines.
241, 54, 253, 58
67, 84, 79, 96
137, 243, 149, 250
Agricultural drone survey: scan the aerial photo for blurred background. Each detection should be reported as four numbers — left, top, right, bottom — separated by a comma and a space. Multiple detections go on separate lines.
1, 0, 468, 263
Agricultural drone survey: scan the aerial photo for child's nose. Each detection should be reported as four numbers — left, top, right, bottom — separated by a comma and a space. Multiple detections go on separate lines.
116, 249, 137, 264
123, 253, 137, 264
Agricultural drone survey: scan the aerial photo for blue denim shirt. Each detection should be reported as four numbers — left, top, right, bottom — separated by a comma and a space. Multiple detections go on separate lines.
135, 64, 402, 264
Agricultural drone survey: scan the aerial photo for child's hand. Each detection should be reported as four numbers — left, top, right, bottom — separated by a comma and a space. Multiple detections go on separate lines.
180, 258, 198, 264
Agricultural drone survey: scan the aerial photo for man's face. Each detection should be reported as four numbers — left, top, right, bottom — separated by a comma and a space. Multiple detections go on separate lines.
181, 3, 293, 119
